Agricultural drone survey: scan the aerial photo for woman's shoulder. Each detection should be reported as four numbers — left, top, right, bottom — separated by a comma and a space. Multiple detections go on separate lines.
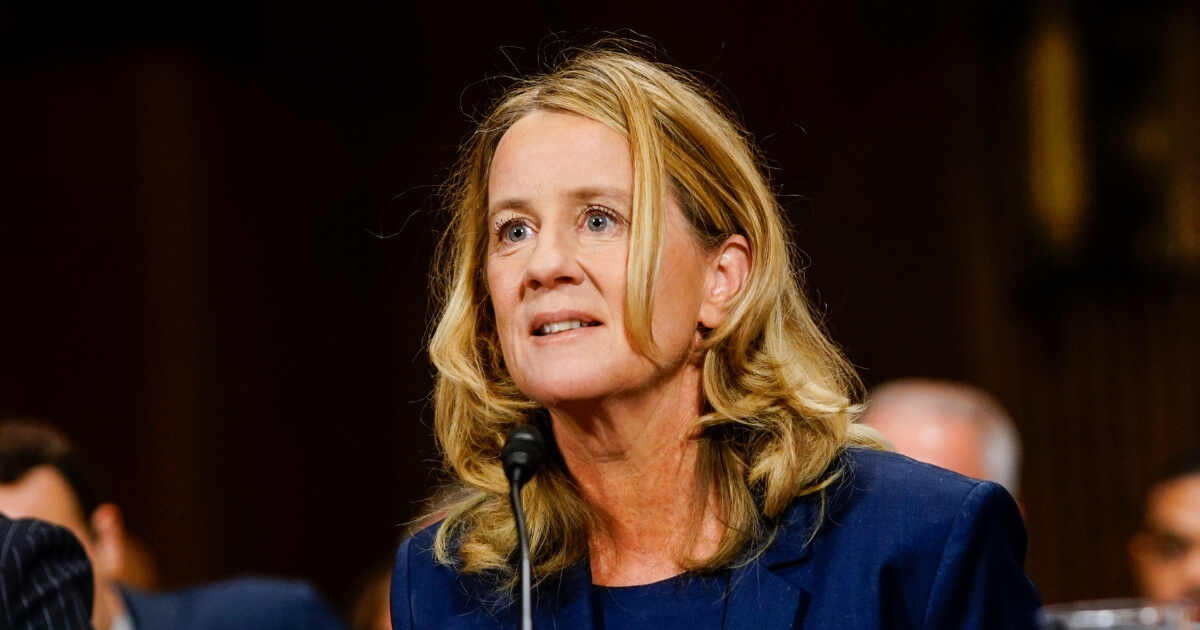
773, 447, 1024, 562
845, 445, 982, 484
836, 446, 1017, 508
763, 448, 1039, 626
391, 520, 519, 630
392, 519, 459, 592
391, 521, 461, 630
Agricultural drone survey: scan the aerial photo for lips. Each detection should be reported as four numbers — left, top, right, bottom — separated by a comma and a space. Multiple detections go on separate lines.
530, 312, 602, 337
534, 319, 602, 336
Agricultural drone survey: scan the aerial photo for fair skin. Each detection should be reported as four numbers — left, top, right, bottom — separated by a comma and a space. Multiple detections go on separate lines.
0, 466, 130, 630
867, 413, 989, 482
1130, 474, 1200, 604
486, 110, 749, 586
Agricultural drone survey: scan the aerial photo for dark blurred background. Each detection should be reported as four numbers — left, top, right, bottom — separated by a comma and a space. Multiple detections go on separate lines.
2, 0, 1198, 614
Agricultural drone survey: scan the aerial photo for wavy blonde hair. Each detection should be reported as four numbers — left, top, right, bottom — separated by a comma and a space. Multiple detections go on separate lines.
426, 45, 884, 585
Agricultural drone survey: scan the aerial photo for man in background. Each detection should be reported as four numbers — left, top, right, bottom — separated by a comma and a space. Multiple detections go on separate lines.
0, 418, 348, 630
1129, 449, 1200, 605
859, 378, 1023, 501
0, 512, 95, 629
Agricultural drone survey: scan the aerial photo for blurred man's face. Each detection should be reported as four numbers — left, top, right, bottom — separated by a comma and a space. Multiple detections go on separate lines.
1131, 474, 1200, 603
0, 465, 92, 542
869, 412, 990, 481
0, 465, 118, 630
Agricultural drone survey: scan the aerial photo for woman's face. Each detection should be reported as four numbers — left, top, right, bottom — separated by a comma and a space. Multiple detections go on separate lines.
485, 110, 715, 410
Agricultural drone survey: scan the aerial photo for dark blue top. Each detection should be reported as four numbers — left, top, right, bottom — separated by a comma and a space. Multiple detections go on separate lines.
391, 448, 1042, 629
594, 572, 728, 630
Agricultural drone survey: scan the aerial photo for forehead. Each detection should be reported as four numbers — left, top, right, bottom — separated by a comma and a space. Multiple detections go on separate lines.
487, 111, 632, 210
870, 412, 988, 479
1148, 475, 1200, 531
0, 465, 88, 530
870, 401, 985, 444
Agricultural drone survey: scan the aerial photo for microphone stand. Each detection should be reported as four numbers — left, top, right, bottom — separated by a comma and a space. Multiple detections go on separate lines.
509, 471, 534, 630
502, 424, 545, 630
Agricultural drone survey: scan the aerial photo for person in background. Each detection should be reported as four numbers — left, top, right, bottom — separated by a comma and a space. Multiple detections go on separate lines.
860, 378, 1023, 500
108, 531, 160, 591
1130, 448, 1200, 606
0, 418, 349, 630
353, 485, 471, 630
353, 485, 470, 630
0, 512, 95, 629
348, 566, 391, 630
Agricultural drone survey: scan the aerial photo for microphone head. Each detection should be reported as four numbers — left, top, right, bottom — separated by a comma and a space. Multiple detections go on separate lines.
502, 424, 546, 484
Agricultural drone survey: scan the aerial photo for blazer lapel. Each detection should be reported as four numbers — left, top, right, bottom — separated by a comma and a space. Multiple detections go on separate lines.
532, 560, 596, 630
725, 560, 808, 630
725, 495, 819, 630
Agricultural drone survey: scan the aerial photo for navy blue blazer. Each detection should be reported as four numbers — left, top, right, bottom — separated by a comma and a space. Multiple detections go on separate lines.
123, 577, 348, 630
391, 449, 1042, 629
0, 514, 95, 630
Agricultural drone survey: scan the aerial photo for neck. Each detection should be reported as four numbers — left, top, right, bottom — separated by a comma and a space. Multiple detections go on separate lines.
549, 362, 722, 586
95, 580, 127, 630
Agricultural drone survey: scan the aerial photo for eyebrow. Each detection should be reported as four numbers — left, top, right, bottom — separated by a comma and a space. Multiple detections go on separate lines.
568, 186, 631, 205
487, 186, 632, 216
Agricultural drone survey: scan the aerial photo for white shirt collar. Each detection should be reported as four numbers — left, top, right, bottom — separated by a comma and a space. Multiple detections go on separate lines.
109, 609, 135, 630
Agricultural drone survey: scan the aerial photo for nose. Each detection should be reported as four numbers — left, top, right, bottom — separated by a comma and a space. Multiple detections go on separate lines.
522, 226, 584, 290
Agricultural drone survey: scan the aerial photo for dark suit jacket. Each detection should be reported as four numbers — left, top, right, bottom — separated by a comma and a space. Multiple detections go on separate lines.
123, 577, 348, 630
391, 449, 1042, 629
0, 514, 95, 630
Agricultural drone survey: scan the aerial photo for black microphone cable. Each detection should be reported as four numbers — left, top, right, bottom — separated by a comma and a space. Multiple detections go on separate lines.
502, 424, 546, 630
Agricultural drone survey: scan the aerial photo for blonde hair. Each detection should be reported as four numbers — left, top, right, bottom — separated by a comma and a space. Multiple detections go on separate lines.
426, 45, 883, 585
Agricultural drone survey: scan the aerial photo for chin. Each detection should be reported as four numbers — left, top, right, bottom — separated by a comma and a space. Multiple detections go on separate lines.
522, 383, 611, 409
515, 369, 625, 409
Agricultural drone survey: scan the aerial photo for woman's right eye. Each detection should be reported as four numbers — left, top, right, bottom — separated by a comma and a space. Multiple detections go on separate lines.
495, 219, 532, 243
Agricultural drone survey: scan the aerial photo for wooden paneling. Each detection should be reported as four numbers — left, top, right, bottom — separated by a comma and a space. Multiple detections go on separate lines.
2, 0, 1198, 614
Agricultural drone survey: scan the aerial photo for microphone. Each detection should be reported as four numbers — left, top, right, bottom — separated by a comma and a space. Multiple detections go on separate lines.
502, 424, 545, 630
503, 424, 546, 485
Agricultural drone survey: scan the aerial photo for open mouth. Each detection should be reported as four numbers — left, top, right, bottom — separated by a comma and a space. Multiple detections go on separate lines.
532, 319, 601, 336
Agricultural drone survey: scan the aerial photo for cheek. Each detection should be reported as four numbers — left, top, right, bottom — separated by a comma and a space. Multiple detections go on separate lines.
651, 258, 708, 339
651, 298, 700, 346
485, 261, 510, 307
486, 262, 522, 341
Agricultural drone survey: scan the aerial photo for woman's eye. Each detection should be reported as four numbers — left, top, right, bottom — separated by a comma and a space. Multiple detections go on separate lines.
585, 212, 612, 232
494, 217, 532, 243
505, 223, 531, 242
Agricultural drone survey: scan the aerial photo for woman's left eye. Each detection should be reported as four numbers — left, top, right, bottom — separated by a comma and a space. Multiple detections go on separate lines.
584, 209, 615, 232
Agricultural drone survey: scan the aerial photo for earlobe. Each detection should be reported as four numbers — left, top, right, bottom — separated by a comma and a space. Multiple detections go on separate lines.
699, 235, 750, 329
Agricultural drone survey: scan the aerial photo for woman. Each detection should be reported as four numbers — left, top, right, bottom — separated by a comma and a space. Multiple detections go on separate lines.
392, 46, 1040, 628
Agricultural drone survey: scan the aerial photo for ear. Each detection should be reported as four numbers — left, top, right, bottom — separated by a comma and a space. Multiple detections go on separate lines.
699, 234, 750, 329
89, 502, 128, 581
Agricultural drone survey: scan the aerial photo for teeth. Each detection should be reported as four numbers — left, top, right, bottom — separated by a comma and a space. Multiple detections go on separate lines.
539, 319, 583, 335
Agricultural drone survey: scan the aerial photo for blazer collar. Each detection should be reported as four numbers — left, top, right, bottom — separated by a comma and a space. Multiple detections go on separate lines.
724, 559, 809, 630
724, 494, 819, 629
757, 493, 819, 568
533, 560, 596, 630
